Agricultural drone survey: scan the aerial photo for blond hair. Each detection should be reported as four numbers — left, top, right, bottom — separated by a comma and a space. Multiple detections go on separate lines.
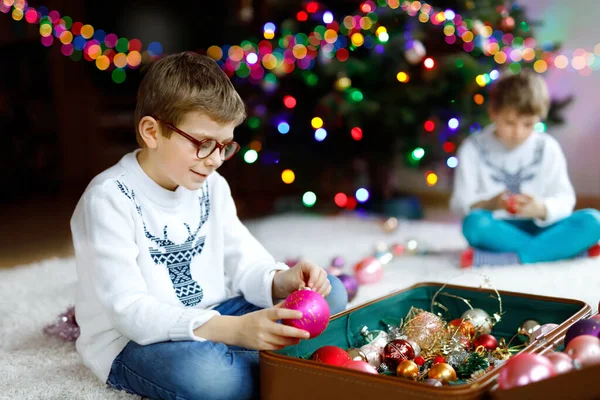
135, 52, 246, 147
489, 69, 550, 118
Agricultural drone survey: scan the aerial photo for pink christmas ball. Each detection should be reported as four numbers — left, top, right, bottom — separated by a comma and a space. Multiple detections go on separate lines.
544, 352, 574, 374
353, 257, 383, 285
565, 335, 600, 367
497, 353, 556, 390
281, 289, 330, 338
342, 360, 378, 374
591, 314, 600, 321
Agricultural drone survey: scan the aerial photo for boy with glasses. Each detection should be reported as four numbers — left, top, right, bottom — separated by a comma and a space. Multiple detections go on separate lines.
70, 52, 348, 399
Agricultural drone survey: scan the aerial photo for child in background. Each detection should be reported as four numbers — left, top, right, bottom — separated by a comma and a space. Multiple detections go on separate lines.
450, 69, 600, 268
70, 52, 348, 399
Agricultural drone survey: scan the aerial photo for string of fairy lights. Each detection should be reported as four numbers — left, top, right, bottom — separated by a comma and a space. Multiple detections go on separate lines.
2, 0, 599, 209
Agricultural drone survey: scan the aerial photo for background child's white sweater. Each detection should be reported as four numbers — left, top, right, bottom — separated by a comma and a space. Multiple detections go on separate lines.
71, 150, 288, 383
450, 125, 576, 226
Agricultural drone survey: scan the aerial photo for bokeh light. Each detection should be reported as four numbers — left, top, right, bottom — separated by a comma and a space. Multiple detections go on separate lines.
311, 117, 324, 129
315, 128, 327, 141
426, 172, 438, 186
355, 188, 370, 203
281, 169, 295, 184
302, 191, 317, 207
244, 150, 258, 164
334, 193, 348, 208
447, 156, 458, 168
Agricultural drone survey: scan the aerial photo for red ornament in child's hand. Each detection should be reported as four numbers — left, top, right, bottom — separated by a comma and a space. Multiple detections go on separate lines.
310, 345, 352, 366
506, 194, 519, 214
473, 334, 499, 351
433, 356, 446, 365
414, 356, 425, 366
281, 289, 330, 338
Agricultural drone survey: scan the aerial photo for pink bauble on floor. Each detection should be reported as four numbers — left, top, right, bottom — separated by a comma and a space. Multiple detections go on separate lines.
497, 353, 556, 390
343, 360, 378, 374
353, 257, 383, 285
281, 289, 330, 338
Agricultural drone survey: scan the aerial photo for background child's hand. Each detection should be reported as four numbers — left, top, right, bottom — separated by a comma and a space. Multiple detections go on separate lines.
272, 260, 331, 299
515, 194, 547, 219
234, 304, 309, 350
473, 190, 509, 211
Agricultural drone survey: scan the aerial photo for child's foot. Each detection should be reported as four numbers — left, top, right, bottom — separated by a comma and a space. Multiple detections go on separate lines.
460, 247, 520, 268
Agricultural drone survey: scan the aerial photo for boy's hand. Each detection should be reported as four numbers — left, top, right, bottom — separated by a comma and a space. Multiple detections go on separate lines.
234, 304, 309, 351
272, 261, 331, 300
515, 194, 547, 220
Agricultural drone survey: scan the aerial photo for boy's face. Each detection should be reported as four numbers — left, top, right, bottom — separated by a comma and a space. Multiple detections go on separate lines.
153, 111, 236, 191
489, 108, 540, 150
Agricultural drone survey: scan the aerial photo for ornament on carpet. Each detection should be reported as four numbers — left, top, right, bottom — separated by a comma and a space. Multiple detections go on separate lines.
281, 288, 330, 338
43, 306, 80, 342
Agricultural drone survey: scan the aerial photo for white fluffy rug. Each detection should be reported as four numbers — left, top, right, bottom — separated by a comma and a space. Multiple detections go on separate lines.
1, 213, 599, 399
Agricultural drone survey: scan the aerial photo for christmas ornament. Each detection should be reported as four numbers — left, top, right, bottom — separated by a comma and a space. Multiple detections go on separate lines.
564, 319, 600, 346
310, 346, 352, 366
544, 352, 574, 374
456, 352, 490, 379
346, 348, 367, 362
403, 310, 445, 351
497, 353, 556, 390
427, 363, 457, 383
473, 334, 498, 351
461, 309, 493, 335
448, 318, 476, 339
384, 339, 415, 368
414, 356, 425, 366
500, 16, 515, 32
391, 244, 405, 256
532, 323, 559, 340
43, 306, 80, 342
343, 360, 378, 374
406, 239, 419, 254
331, 256, 345, 268
281, 289, 330, 338
375, 250, 393, 265
327, 266, 343, 276
506, 194, 519, 214
337, 274, 359, 302
591, 314, 600, 321
404, 40, 426, 65
518, 319, 541, 342
406, 339, 421, 357
353, 257, 384, 285
360, 326, 389, 348
565, 335, 600, 367
424, 379, 443, 387
433, 356, 446, 365
396, 360, 419, 380
360, 343, 383, 368
381, 217, 399, 233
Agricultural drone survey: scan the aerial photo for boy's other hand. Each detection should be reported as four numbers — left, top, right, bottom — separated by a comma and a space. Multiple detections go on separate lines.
272, 261, 331, 299
234, 305, 309, 351
515, 194, 547, 219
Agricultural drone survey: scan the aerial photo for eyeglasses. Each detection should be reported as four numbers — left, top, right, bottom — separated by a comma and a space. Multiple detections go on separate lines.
159, 120, 241, 161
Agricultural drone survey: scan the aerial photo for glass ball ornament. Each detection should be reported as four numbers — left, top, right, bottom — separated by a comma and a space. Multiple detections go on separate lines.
461, 308, 493, 335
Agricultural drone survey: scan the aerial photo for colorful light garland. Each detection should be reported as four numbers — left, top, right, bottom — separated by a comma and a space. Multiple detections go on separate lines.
0, 0, 163, 83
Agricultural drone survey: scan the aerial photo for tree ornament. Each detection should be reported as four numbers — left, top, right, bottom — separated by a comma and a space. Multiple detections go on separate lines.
343, 360, 378, 374
396, 360, 420, 380
403, 309, 445, 351
383, 339, 415, 369
346, 348, 368, 362
281, 289, 330, 338
404, 40, 426, 65
310, 346, 352, 366
433, 355, 446, 364
360, 343, 383, 368
456, 352, 490, 379
500, 16, 515, 32
544, 352, 574, 374
564, 319, 600, 347
565, 335, 600, 367
497, 353, 556, 390
461, 309, 493, 335
337, 274, 359, 302
473, 334, 499, 351
427, 363, 457, 383
518, 319, 541, 343
353, 257, 384, 285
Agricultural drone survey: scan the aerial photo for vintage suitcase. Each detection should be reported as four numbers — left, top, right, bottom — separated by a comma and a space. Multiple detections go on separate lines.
490, 312, 600, 400
260, 282, 591, 400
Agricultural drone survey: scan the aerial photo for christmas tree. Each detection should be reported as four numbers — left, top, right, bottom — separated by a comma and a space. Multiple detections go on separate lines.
211, 0, 569, 212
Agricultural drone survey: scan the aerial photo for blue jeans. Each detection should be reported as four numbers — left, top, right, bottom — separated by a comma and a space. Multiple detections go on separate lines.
462, 209, 600, 264
107, 275, 348, 400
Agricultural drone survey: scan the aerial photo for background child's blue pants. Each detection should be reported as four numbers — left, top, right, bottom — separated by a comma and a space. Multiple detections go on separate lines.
462, 209, 600, 264
106, 275, 348, 400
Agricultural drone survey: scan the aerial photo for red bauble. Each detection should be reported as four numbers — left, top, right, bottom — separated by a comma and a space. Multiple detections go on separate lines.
433, 356, 446, 365
506, 194, 519, 214
474, 334, 499, 351
500, 16, 515, 32
310, 346, 352, 366
384, 339, 415, 368
414, 356, 425, 366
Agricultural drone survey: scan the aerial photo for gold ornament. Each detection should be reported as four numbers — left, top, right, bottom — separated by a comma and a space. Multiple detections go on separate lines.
402, 308, 445, 352
382, 217, 399, 233
346, 348, 367, 362
518, 320, 541, 342
427, 363, 457, 383
396, 360, 419, 380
